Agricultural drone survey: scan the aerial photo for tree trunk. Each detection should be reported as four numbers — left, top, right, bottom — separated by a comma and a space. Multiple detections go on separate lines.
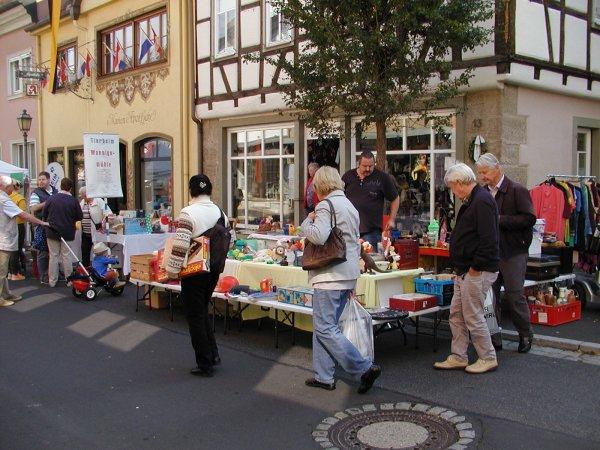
375, 120, 388, 172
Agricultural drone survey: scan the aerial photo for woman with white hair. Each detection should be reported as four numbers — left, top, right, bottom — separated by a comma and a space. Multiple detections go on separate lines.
301, 166, 381, 394
78, 186, 112, 267
0, 176, 49, 306
434, 163, 500, 374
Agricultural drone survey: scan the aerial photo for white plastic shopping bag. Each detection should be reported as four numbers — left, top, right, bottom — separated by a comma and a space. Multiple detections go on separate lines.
339, 295, 375, 361
483, 287, 500, 335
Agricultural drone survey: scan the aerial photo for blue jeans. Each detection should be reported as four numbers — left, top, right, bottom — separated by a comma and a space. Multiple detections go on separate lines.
312, 289, 372, 384
361, 231, 381, 250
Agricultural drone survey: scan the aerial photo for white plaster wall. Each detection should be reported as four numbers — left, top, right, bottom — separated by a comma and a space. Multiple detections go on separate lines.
241, 7, 261, 48
223, 62, 238, 92
263, 59, 277, 87
198, 62, 211, 97
241, 59, 260, 90
565, 0, 589, 13
515, 0, 549, 60
197, 0, 211, 20
548, 8, 561, 64
462, 16, 495, 60
592, 33, 600, 73
564, 15, 588, 69
196, 91, 287, 119
517, 87, 600, 187
213, 66, 226, 95
197, 22, 211, 59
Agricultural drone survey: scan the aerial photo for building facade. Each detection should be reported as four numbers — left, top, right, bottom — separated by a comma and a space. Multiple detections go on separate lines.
194, 0, 600, 234
28, 0, 197, 215
0, 0, 38, 179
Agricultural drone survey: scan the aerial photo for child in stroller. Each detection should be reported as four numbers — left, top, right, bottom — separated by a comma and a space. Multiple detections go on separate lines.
92, 242, 126, 289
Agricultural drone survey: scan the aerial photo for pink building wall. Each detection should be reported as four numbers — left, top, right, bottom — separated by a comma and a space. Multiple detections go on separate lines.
0, 25, 38, 168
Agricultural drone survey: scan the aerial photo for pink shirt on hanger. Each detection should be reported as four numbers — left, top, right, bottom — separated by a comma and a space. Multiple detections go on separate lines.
530, 184, 566, 242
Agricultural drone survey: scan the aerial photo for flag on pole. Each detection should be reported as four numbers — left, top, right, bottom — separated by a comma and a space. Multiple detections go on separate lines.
112, 41, 121, 70
139, 37, 152, 61
48, 0, 62, 93
59, 57, 68, 84
151, 27, 164, 59
80, 51, 92, 78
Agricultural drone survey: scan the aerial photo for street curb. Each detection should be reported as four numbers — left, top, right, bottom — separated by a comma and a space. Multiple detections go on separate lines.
502, 330, 600, 355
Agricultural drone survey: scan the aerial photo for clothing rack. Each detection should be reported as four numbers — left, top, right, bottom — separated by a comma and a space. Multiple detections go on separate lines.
546, 174, 596, 180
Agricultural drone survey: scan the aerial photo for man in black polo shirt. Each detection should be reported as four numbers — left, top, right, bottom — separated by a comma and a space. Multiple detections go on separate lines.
342, 151, 399, 249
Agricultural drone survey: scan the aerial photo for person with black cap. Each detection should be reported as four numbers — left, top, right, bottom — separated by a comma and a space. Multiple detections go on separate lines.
166, 174, 228, 377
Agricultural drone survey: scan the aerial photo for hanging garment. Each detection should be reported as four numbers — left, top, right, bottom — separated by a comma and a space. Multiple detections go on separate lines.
530, 184, 566, 242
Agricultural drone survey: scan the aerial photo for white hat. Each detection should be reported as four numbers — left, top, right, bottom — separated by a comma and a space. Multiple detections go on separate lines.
93, 242, 110, 255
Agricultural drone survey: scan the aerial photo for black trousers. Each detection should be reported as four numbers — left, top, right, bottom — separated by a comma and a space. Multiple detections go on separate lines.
492, 252, 533, 338
81, 232, 93, 267
9, 223, 25, 275
181, 272, 220, 370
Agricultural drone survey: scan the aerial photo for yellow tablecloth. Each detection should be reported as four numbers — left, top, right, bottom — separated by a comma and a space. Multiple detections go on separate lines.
225, 260, 423, 331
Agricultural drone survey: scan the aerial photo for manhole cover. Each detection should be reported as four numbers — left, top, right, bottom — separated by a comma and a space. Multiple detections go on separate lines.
313, 403, 476, 450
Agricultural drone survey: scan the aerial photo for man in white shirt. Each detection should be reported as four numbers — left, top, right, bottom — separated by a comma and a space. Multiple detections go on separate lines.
0, 176, 49, 306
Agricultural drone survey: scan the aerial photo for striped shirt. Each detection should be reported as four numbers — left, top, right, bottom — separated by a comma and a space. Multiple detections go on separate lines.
81, 203, 93, 235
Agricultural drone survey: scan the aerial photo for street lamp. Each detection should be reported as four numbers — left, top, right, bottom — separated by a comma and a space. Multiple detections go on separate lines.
16, 109, 32, 172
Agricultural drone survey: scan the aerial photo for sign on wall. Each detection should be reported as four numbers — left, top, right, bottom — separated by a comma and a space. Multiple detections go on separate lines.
25, 83, 39, 96
83, 133, 123, 198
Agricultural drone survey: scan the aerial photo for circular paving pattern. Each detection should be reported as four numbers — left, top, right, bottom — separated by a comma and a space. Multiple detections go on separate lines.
313, 402, 477, 450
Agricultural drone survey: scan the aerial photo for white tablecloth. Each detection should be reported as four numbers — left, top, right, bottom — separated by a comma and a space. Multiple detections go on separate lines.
94, 233, 175, 275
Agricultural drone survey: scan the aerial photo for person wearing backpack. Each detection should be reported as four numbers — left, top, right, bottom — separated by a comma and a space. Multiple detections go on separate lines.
166, 174, 230, 378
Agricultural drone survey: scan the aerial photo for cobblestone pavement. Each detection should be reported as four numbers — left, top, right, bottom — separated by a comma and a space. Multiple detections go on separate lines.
503, 340, 600, 365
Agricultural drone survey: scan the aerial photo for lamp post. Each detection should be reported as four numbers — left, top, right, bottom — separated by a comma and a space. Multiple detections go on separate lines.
16, 109, 32, 173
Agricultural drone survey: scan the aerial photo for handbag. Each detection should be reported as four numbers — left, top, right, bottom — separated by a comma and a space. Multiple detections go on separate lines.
32, 225, 48, 252
302, 198, 347, 270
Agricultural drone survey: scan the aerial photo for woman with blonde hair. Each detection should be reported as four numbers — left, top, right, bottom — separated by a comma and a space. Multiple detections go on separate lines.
301, 166, 381, 394
8, 179, 26, 280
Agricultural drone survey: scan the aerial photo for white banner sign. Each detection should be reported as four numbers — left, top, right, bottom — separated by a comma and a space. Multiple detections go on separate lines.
45, 162, 64, 189
83, 133, 123, 198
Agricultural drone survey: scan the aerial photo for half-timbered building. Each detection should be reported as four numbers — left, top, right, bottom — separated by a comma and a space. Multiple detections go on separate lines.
194, 0, 600, 232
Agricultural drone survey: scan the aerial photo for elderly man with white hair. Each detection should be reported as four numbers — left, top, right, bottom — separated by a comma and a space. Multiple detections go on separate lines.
476, 153, 536, 353
434, 163, 500, 374
0, 175, 49, 306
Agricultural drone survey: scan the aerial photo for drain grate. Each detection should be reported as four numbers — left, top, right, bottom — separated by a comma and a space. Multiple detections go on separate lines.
313, 403, 476, 450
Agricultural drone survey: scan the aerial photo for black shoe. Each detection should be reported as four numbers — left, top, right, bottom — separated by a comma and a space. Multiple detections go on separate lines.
518, 334, 533, 353
213, 356, 222, 365
305, 378, 336, 391
190, 367, 214, 377
358, 364, 381, 394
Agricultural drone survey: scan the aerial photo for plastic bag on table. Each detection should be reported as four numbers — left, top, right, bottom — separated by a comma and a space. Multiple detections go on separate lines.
339, 294, 374, 361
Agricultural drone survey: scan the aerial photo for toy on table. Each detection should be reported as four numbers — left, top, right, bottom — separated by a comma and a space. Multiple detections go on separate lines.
387, 247, 400, 270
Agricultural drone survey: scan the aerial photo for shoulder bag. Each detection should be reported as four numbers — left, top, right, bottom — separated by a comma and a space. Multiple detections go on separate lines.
302, 198, 347, 270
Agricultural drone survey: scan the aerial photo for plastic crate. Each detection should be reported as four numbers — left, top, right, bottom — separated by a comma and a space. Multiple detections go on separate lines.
414, 278, 454, 306
528, 301, 581, 326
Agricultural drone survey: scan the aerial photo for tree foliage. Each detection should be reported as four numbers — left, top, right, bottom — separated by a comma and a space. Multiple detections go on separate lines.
266, 0, 494, 169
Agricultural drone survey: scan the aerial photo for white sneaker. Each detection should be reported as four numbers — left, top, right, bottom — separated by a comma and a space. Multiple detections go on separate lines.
465, 358, 498, 374
0, 299, 15, 307
434, 354, 469, 370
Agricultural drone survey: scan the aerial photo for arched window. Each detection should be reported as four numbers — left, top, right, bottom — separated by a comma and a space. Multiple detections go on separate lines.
136, 137, 172, 214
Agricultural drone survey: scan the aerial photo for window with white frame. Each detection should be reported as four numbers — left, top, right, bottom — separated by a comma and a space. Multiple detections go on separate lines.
229, 125, 295, 228
576, 128, 592, 176
215, 0, 236, 56
11, 141, 36, 177
353, 114, 456, 236
266, 0, 292, 46
8, 53, 32, 96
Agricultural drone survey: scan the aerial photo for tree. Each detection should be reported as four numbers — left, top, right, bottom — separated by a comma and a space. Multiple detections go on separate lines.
265, 0, 494, 171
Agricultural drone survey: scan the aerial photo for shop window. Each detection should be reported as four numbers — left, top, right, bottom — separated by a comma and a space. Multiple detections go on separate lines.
355, 115, 456, 235
8, 52, 32, 96
106, 143, 128, 215
137, 138, 172, 214
68, 149, 86, 195
215, 0, 236, 56
48, 150, 65, 165
100, 9, 167, 76
266, 0, 292, 46
229, 126, 295, 228
55, 44, 77, 90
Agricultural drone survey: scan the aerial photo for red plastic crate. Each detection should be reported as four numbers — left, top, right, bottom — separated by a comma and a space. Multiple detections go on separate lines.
528, 301, 581, 326
389, 293, 438, 312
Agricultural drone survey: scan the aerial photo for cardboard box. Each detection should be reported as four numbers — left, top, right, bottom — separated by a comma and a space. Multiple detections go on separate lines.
130, 254, 155, 281
145, 290, 170, 310
276, 286, 314, 308
389, 293, 438, 312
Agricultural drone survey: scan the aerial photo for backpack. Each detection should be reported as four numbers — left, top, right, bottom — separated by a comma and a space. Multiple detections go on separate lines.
202, 210, 231, 275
